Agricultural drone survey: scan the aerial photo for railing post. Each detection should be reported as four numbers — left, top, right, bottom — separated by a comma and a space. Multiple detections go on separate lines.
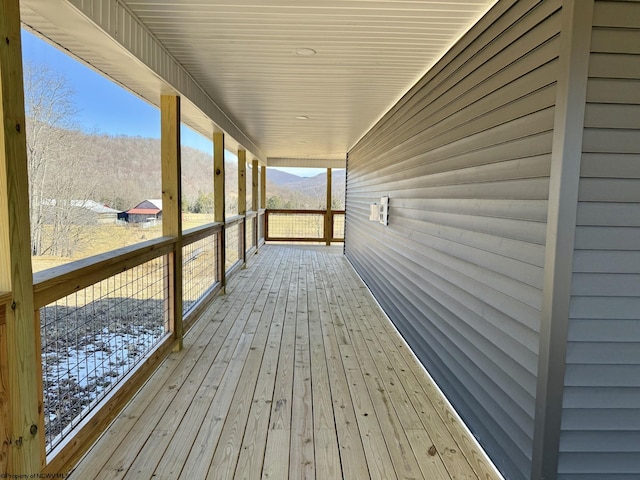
0, 0, 44, 472
214, 132, 226, 293
238, 149, 247, 268
325, 167, 332, 245
252, 159, 259, 253
260, 165, 266, 245
161, 94, 183, 351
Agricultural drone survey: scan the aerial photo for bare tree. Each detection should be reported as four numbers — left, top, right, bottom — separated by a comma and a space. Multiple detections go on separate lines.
24, 61, 95, 256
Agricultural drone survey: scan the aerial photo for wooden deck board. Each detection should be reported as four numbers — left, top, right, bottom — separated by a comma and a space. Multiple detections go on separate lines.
69, 244, 500, 480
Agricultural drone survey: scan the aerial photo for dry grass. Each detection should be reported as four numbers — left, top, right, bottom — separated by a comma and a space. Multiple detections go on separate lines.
32, 214, 217, 273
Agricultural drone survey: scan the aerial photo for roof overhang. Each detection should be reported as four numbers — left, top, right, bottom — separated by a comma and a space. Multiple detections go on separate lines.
19, 0, 497, 168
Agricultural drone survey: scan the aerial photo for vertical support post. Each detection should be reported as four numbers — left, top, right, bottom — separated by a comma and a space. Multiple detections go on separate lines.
260, 166, 266, 244
0, 0, 43, 472
260, 165, 266, 210
213, 132, 226, 292
325, 167, 332, 245
532, 1, 593, 479
237, 149, 246, 267
252, 159, 259, 252
252, 159, 259, 212
161, 95, 183, 351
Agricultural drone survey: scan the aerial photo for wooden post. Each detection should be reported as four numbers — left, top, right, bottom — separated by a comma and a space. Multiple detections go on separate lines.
0, 0, 43, 472
325, 168, 332, 245
260, 165, 266, 210
260, 165, 266, 245
160, 95, 183, 351
252, 160, 259, 212
252, 159, 259, 252
237, 150, 247, 267
214, 132, 226, 292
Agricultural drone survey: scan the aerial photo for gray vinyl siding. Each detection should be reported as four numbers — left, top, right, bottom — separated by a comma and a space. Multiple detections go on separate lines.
558, 1, 640, 478
344, 1, 561, 479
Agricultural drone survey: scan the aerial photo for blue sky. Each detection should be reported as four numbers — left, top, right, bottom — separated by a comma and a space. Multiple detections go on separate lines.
20, 29, 323, 177
21, 29, 214, 155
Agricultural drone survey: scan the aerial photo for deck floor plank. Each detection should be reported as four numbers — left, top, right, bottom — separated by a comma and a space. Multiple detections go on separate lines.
289, 258, 315, 480
69, 245, 499, 480
233, 248, 292, 479
313, 250, 370, 480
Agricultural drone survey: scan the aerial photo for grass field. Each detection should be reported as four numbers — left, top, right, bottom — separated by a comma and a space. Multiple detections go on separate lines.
31, 214, 217, 273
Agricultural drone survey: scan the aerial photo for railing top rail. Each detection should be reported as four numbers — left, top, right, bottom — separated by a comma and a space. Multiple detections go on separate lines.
33, 236, 176, 309
0, 291, 11, 305
266, 209, 331, 215
182, 222, 223, 246
225, 215, 245, 226
0, 291, 11, 326
258, 208, 266, 214
245, 210, 258, 219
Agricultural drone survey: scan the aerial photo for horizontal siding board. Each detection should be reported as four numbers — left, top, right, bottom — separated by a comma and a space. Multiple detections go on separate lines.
397, 209, 547, 246
352, 106, 556, 195
570, 296, 640, 319
394, 221, 546, 293
590, 27, 640, 54
351, 154, 551, 193
347, 205, 547, 268
571, 273, 640, 296
573, 251, 640, 273
350, 221, 542, 354
582, 128, 640, 154
351, 131, 555, 188
580, 153, 640, 178
568, 319, 640, 343
566, 342, 640, 364
574, 226, 640, 250
558, 452, 640, 474
561, 409, 640, 431
396, 217, 546, 279
583, 103, 640, 128
578, 179, 640, 202
560, 431, 640, 452
384, 226, 544, 326
562, 387, 640, 409
576, 203, 640, 226
586, 78, 640, 104
588, 52, 640, 79
390, 198, 549, 223
593, 0, 640, 28
361, 55, 559, 160
559, 475, 640, 480
564, 365, 640, 387
360, 177, 551, 202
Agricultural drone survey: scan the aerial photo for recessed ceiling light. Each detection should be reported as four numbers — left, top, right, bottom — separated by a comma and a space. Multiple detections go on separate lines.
296, 115, 309, 120
294, 48, 316, 56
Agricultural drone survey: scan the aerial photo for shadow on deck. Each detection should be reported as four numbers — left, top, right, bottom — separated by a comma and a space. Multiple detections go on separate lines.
70, 244, 499, 479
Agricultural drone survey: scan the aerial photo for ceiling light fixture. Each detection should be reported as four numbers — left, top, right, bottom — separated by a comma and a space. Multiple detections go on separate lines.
296, 115, 309, 120
294, 48, 316, 56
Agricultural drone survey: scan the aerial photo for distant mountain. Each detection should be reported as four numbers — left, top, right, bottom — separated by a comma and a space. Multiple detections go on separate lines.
32, 125, 344, 213
265, 169, 345, 209
266, 169, 303, 186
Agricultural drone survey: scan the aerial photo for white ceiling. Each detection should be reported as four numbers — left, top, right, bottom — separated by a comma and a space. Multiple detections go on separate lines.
20, 0, 496, 164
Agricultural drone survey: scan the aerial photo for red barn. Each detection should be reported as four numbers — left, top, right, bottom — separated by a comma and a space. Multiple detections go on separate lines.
124, 199, 162, 224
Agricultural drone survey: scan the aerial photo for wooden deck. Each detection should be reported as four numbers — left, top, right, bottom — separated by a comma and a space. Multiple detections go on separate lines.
70, 244, 500, 480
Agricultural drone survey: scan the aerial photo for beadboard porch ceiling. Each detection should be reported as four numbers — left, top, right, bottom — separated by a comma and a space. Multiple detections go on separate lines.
19, 0, 496, 165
